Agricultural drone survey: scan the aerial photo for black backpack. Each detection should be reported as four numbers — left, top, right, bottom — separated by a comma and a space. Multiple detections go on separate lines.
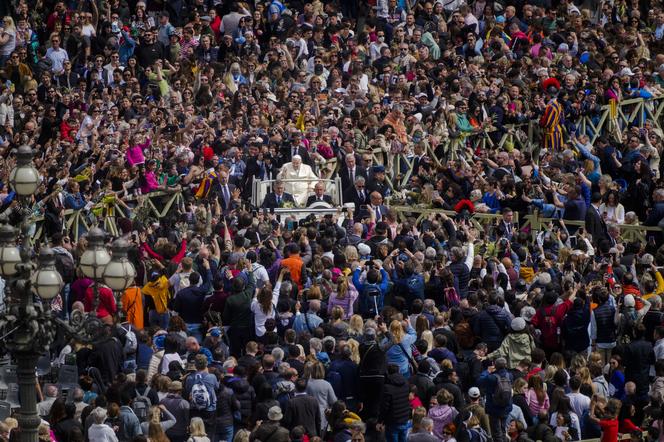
360, 284, 382, 317
54, 250, 76, 284
493, 373, 513, 407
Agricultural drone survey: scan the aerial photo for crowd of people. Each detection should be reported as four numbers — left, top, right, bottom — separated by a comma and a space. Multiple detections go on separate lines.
3, 0, 664, 441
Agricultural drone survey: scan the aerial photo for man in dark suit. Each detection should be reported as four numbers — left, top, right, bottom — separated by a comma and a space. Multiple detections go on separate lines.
339, 153, 367, 192
343, 176, 369, 220
495, 208, 517, 240
368, 191, 389, 223
585, 192, 609, 245
261, 180, 296, 209
306, 181, 333, 206
217, 170, 238, 213
283, 378, 321, 436
285, 132, 312, 166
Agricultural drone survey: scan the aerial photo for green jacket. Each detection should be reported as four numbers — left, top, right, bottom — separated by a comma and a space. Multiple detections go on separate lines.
488, 331, 536, 369
222, 272, 256, 328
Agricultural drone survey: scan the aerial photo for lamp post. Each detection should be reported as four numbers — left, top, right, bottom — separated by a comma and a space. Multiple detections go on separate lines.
0, 147, 135, 442
0, 146, 57, 442
103, 239, 136, 322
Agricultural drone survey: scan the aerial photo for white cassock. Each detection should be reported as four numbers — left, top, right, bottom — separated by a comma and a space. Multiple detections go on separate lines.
277, 162, 318, 206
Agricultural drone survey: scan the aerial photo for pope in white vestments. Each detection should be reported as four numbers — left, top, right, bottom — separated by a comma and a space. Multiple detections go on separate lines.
277, 155, 318, 206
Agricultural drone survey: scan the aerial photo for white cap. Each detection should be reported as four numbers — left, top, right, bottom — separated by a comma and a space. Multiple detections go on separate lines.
619, 67, 635, 77
624, 294, 636, 307
357, 243, 371, 256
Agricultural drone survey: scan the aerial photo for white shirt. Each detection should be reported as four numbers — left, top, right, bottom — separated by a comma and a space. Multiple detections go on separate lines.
45, 46, 69, 73
566, 392, 590, 420
88, 423, 119, 442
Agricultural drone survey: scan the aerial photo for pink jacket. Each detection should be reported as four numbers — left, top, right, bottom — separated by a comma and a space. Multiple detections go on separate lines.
126, 138, 151, 166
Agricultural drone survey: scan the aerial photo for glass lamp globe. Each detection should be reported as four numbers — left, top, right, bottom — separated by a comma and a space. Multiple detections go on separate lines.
79, 228, 111, 280
0, 225, 20, 277
9, 145, 40, 197
103, 239, 136, 291
31, 248, 64, 300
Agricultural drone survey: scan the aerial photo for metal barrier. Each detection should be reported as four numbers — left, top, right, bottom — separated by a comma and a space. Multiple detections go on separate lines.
575, 96, 664, 144
24, 189, 663, 246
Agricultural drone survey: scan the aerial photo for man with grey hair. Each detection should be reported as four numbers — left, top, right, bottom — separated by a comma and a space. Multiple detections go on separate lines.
340, 152, 366, 191
38, 385, 58, 417
87, 407, 118, 442
344, 176, 369, 221
261, 179, 296, 209
407, 417, 437, 442
72, 387, 87, 422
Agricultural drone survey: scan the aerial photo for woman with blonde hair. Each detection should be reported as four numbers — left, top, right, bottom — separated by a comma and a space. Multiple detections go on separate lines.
140, 405, 176, 436
344, 245, 359, 263
348, 315, 364, 340
346, 339, 361, 364
0, 17, 17, 66
327, 275, 359, 319
148, 421, 169, 442
421, 330, 434, 353
187, 417, 210, 442
382, 319, 417, 378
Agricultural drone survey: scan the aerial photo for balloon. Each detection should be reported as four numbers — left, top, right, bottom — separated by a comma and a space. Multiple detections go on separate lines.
580, 51, 590, 64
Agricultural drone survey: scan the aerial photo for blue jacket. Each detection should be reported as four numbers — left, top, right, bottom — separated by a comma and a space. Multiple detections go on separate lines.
353, 268, 388, 317
64, 192, 86, 210
477, 368, 513, 417
292, 312, 323, 334
118, 406, 142, 441
382, 325, 417, 378
392, 271, 424, 309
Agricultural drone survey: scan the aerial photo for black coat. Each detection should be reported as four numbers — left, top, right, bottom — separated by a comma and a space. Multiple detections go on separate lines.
472, 306, 511, 350
585, 205, 609, 245
283, 393, 321, 436
226, 377, 256, 422
380, 373, 411, 425
621, 338, 654, 396
89, 337, 124, 385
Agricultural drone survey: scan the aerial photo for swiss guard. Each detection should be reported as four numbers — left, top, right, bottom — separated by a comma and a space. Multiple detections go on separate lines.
539, 77, 564, 152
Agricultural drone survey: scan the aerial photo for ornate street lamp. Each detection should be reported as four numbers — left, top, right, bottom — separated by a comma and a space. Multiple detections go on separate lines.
78, 228, 111, 280
9, 146, 40, 197
103, 239, 136, 320
30, 249, 64, 301
0, 225, 21, 277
